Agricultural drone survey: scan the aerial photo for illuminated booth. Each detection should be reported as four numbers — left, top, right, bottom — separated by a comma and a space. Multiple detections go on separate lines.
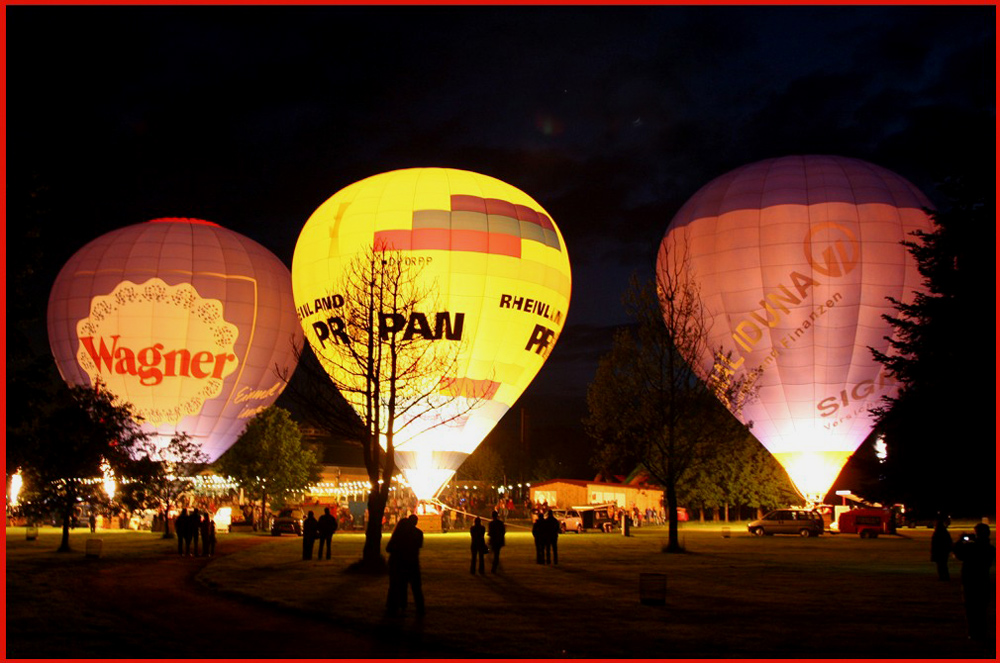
658, 156, 933, 503
47, 217, 302, 462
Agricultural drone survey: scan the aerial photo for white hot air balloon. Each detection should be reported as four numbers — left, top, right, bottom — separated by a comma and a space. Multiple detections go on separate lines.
658, 156, 933, 502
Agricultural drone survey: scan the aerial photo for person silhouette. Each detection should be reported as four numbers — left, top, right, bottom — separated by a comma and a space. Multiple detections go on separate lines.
385, 518, 412, 617
401, 514, 425, 616
175, 508, 188, 555
930, 516, 953, 581
544, 510, 560, 565
488, 510, 506, 573
953, 522, 996, 641
532, 513, 546, 564
470, 516, 487, 574
203, 513, 216, 557
188, 508, 200, 556
302, 511, 318, 560
317, 507, 338, 560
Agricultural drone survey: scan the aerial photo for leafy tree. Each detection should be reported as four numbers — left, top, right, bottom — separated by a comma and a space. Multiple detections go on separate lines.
455, 441, 505, 486
585, 272, 754, 552
294, 243, 474, 570
214, 406, 320, 528
18, 382, 151, 552
682, 432, 796, 521
870, 178, 988, 514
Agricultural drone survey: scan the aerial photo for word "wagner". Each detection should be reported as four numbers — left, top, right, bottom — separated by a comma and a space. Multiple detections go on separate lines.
80, 336, 237, 386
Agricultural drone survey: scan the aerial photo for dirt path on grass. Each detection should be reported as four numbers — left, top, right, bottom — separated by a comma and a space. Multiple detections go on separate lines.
71, 536, 439, 658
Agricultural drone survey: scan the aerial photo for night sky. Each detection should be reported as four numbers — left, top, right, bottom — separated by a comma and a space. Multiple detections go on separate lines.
8, 6, 994, 476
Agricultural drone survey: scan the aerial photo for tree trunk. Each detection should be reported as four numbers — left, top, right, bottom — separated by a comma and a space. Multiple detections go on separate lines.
356, 488, 388, 572
699, 507, 705, 523
260, 490, 268, 533
724, 502, 730, 523
664, 479, 682, 552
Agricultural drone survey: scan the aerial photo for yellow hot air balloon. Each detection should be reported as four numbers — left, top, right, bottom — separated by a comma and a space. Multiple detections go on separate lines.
293, 168, 571, 499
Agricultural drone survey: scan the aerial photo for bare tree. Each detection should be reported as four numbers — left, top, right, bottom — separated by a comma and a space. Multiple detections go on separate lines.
291, 241, 476, 569
586, 255, 758, 552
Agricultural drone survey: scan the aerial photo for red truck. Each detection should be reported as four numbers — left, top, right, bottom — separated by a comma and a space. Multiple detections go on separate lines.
837, 507, 896, 538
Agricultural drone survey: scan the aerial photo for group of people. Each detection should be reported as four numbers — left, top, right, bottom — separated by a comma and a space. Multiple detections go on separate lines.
301, 507, 339, 560
174, 508, 216, 557
467, 510, 506, 575
384, 509, 510, 616
531, 510, 560, 565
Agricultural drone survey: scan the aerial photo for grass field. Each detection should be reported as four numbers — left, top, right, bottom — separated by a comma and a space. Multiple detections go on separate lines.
6, 521, 995, 658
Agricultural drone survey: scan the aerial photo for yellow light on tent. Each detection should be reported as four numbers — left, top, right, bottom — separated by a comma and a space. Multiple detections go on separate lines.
293, 168, 571, 500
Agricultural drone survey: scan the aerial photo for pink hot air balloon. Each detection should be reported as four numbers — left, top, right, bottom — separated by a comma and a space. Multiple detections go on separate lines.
47, 217, 302, 461
658, 156, 933, 502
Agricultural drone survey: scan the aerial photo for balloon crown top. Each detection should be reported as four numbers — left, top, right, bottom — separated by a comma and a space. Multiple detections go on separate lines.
147, 217, 221, 227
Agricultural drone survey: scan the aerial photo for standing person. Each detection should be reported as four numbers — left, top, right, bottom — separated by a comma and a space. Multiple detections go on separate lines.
487, 510, 506, 574
401, 514, 425, 616
531, 513, 546, 564
470, 516, 487, 575
931, 516, 953, 581
203, 513, 217, 557
187, 508, 200, 556
317, 507, 338, 560
88, 510, 97, 533
544, 510, 560, 565
175, 509, 188, 555
385, 517, 412, 616
302, 511, 318, 560
953, 523, 996, 642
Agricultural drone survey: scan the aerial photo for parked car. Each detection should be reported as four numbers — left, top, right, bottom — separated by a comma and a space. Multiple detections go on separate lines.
553, 508, 584, 534
901, 508, 949, 529
270, 508, 304, 536
748, 509, 824, 537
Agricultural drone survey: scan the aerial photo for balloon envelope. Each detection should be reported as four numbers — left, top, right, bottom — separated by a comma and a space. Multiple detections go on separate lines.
47, 218, 302, 462
658, 156, 932, 501
293, 168, 571, 499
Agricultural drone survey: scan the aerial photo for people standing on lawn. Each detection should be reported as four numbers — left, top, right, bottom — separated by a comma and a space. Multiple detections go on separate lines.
188, 508, 201, 556
317, 507, 338, 560
930, 516, 953, 581
176, 509, 188, 555
532, 512, 546, 564
470, 516, 487, 575
953, 522, 995, 642
402, 514, 425, 615
544, 510, 560, 565
385, 517, 411, 615
385, 515, 425, 616
201, 512, 216, 557
488, 510, 506, 573
302, 510, 318, 560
